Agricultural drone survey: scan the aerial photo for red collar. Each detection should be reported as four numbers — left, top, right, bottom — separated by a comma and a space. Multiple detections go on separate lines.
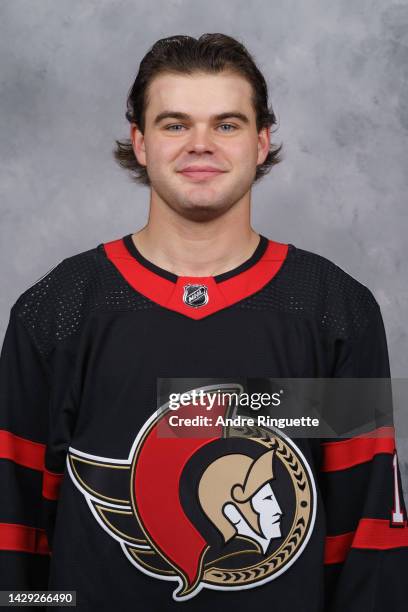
103, 236, 288, 320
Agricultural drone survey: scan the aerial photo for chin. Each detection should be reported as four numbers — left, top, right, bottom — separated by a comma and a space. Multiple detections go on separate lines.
178, 209, 224, 223
266, 524, 282, 539
175, 200, 230, 221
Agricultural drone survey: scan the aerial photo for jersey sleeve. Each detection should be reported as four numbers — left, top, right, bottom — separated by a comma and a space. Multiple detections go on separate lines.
321, 296, 408, 611
0, 305, 55, 590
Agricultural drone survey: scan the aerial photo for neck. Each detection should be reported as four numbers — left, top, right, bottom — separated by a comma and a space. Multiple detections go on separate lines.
131, 192, 261, 277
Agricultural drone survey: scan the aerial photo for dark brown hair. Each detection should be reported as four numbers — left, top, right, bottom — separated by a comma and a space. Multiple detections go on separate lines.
113, 33, 283, 186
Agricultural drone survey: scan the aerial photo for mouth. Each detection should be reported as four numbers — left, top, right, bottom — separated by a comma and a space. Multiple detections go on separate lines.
178, 170, 225, 181
271, 514, 282, 524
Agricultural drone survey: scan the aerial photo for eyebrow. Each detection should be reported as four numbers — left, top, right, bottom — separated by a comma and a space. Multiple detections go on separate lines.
153, 110, 250, 126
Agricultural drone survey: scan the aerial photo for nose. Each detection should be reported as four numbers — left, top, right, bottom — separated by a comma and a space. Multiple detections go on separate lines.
186, 126, 217, 154
272, 498, 282, 515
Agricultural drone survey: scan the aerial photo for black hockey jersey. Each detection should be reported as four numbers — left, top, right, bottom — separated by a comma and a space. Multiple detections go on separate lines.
1, 233, 407, 611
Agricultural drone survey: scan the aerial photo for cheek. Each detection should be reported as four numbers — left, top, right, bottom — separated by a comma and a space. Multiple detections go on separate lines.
145, 139, 176, 166
228, 141, 259, 169
258, 500, 275, 515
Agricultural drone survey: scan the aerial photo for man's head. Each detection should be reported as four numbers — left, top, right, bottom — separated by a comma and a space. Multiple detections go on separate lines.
113, 34, 283, 221
197, 449, 282, 545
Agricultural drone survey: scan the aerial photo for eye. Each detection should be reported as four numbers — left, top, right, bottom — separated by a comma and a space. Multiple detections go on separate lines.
218, 123, 237, 132
165, 124, 186, 131
163, 123, 237, 132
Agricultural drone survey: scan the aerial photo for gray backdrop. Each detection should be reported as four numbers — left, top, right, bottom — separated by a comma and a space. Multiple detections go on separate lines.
1, 0, 407, 500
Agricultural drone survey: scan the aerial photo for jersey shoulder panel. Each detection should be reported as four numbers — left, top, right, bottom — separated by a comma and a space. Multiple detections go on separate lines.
12, 245, 100, 358
240, 243, 379, 341
10, 240, 152, 358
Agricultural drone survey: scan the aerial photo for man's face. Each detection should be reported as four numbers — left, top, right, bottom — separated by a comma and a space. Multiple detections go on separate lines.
252, 482, 282, 540
131, 71, 270, 222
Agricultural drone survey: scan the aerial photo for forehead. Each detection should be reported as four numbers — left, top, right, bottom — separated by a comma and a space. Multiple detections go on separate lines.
253, 482, 273, 500
145, 71, 255, 120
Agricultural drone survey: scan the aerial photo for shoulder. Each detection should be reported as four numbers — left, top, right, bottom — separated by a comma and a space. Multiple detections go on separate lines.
11, 242, 105, 357
264, 240, 381, 340
13, 243, 101, 309
11, 237, 155, 357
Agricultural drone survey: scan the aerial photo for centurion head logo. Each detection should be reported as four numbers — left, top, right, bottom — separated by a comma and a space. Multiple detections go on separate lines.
199, 448, 283, 554
67, 383, 316, 601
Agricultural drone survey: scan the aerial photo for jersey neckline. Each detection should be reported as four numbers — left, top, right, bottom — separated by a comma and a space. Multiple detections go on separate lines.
122, 233, 269, 284
102, 234, 290, 320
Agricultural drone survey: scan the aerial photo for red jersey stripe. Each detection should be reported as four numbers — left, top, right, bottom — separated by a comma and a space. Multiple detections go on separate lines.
0, 429, 64, 500
324, 530, 354, 564
321, 426, 395, 472
325, 518, 408, 564
353, 518, 408, 550
42, 468, 64, 501
0, 429, 45, 470
0, 522, 50, 555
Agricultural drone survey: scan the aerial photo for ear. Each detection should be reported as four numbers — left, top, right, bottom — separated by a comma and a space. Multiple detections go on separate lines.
257, 125, 271, 166
223, 502, 244, 526
130, 123, 147, 167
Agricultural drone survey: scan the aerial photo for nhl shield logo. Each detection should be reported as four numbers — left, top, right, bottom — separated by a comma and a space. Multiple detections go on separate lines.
183, 284, 209, 308
67, 383, 317, 602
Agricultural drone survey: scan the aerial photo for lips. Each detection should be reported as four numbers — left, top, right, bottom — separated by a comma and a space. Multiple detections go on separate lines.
179, 168, 225, 181
271, 514, 282, 523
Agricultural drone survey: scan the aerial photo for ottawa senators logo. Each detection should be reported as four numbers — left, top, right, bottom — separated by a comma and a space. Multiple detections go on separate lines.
67, 383, 316, 601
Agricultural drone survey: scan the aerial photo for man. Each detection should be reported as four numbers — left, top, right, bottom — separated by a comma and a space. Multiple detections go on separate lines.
0, 33, 407, 611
